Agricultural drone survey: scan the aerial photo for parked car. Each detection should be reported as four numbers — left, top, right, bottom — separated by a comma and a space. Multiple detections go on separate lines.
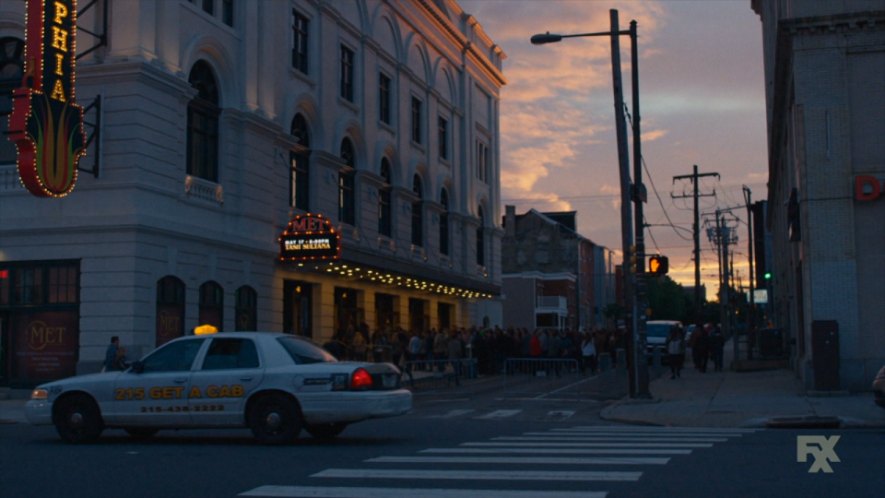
25, 332, 412, 444
645, 320, 683, 363
874, 365, 885, 409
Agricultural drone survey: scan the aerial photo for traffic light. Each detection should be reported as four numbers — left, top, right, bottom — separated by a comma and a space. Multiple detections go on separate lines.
764, 271, 772, 281
648, 255, 669, 276
628, 245, 640, 273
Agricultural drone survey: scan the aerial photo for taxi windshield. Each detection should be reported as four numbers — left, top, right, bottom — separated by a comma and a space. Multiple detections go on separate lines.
277, 336, 338, 364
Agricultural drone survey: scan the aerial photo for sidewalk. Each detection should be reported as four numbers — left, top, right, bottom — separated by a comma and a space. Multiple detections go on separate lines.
600, 341, 885, 428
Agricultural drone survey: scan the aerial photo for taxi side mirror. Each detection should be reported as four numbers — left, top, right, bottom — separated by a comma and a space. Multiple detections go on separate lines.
130, 361, 144, 374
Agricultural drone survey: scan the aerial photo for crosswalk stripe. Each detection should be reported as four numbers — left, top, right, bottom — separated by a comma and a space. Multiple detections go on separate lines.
239, 486, 607, 498
463, 442, 714, 448
421, 447, 693, 455
366, 455, 670, 465
557, 426, 758, 433
526, 430, 745, 438
475, 409, 522, 419
311, 468, 642, 482
493, 436, 729, 443
427, 409, 474, 419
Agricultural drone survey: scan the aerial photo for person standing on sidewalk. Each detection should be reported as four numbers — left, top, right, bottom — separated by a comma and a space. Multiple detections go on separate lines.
710, 324, 725, 372
581, 332, 598, 375
447, 329, 463, 386
666, 328, 685, 379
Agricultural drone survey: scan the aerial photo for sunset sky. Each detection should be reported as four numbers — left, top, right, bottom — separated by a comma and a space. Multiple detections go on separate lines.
459, 0, 768, 296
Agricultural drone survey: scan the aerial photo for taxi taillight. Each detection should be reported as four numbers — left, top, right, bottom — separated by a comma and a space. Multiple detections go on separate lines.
350, 368, 373, 390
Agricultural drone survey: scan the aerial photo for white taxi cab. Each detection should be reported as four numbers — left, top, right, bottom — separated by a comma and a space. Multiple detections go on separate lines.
25, 332, 411, 444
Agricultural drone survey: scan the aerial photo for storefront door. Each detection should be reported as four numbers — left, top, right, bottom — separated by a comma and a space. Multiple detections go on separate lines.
283, 280, 313, 338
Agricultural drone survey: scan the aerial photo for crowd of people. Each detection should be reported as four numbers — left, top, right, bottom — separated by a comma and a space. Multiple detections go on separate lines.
665, 322, 726, 379
324, 323, 629, 378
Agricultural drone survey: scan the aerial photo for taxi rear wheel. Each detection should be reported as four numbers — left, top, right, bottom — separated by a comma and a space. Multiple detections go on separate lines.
306, 422, 347, 440
248, 394, 302, 444
54, 394, 103, 444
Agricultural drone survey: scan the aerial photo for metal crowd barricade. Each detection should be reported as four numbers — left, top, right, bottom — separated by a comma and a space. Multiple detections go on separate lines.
401, 358, 477, 388
504, 357, 580, 378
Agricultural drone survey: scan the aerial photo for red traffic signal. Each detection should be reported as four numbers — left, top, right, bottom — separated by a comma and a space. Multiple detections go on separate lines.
648, 255, 669, 275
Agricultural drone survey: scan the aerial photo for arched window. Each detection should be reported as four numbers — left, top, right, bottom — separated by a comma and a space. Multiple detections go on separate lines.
0, 37, 25, 165
156, 276, 185, 346
290, 114, 310, 210
235, 285, 257, 331
378, 158, 392, 237
199, 281, 224, 330
439, 189, 449, 255
476, 205, 485, 266
411, 175, 423, 247
338, 138, 356, 225
186, 61, 220, 182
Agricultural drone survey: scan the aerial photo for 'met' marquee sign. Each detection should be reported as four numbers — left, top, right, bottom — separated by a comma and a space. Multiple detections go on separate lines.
8, 0, 87, 197
279, 213, 341, 262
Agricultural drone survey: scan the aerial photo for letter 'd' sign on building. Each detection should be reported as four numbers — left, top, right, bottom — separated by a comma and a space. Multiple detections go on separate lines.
279, 213, 341, 262
8, 0, 87, 198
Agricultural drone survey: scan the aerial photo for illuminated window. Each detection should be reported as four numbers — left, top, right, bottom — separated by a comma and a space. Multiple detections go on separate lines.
156, 276, 185, 347
289, 114, 310, 210
338, 138, 356, 225
199, 281, 224, 331
186, 61, 220, 182
378, 158, 392, 237
0, 37, 24, 165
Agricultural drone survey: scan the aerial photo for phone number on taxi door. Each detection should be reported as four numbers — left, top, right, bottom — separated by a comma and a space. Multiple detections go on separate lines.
140, 404, 225, 413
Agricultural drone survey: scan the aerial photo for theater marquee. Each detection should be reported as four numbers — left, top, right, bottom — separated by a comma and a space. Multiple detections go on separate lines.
279, 213, 341, 262
8, 0, 87, 197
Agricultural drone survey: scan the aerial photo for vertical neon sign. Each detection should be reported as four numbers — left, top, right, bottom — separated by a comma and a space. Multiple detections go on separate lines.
8, 0, 87, 198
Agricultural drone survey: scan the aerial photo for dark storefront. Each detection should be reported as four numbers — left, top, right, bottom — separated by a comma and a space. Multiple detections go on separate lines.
0, 260, 80, 387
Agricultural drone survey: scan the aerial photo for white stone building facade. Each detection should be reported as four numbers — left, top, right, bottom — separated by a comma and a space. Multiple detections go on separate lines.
0, 0, 505, 386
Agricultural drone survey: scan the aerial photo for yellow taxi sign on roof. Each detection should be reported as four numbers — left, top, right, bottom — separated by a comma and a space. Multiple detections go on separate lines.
194, 324, 219, 335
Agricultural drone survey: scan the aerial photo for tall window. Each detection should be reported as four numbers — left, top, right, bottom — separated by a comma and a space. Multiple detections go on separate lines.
289, 114, 310, 210
439, 189, 449, 256
476, 141, 490, 183
186, 61, 220, 182
292, 10, 309, 74
476, 206, 485, 266
235, 286, 257, 331
199, 281, 224, 330
379, 72, 391, 124
338, 138, 356, 225
411, 97, 422, 144
0, 37, 25, 165
411, 174, 423, 247
156, 276, 185, 346
378, 158, 392, 237
340, 45, 354, 102
202, 0, 214, 15
221, 0, 233, 26
438, 116, 448, 160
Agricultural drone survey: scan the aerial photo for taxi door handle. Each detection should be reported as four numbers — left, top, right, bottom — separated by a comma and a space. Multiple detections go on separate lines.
239, 377, 253, 382
173, 378, 188, 384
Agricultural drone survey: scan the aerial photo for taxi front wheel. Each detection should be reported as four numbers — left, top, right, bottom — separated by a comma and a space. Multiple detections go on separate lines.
248, 394, 302, 444
54, 394, 103, 444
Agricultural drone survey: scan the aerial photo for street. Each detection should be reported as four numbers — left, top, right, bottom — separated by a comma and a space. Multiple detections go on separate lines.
1, 371, 882, 498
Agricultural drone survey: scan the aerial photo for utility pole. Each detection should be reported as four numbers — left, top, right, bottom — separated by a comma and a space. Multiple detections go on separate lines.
672, 165, 719, 328
742, 186, 755, 335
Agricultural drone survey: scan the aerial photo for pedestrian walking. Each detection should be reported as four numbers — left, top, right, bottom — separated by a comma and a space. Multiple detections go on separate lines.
447, 329, 463, 386
666, 328, 685, 378
581, 332, 598, 375
102, 336, 128, 372
710, 325, 725, 372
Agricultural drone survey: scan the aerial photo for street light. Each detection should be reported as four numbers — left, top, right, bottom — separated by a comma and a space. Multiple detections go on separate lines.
532, 10, 650, 398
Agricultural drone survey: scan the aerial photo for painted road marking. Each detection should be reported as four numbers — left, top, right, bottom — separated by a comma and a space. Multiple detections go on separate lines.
475, 409, 522, 419
239, 486, 607, 498
421, 447, 693, 455
462, 441, 715, 449
311, 468, 642, 482
366, 455, 670, 465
